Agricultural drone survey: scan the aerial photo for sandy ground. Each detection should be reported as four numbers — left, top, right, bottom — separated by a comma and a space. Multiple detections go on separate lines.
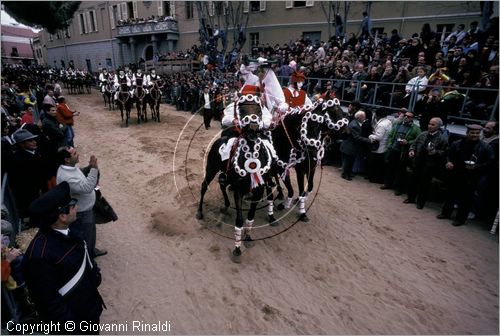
63, 91, 497, 335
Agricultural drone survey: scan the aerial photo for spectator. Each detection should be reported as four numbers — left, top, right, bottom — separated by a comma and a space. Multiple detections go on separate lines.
437, 124, 494, 226
8, 129, 46, 224
42, 90, 56, 111
367, 107, 392, 183
22, 182, 105, 332
20, 104, 35, 125
56, 147, 107, 258
56, 96, 79, 147
340, 110, 371, 181
381, 111, 421, 195
42, 105, 67, 188
359, 12, 373, 39
405, 117, 449, 209
198, 86, 214, 130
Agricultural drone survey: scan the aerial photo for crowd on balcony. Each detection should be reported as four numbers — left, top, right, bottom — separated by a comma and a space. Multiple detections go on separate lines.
116, 14, 175, 27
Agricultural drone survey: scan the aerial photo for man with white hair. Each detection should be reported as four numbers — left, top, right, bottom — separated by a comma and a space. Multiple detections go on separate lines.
340, 110, 371, 180
405, 117, 449, 209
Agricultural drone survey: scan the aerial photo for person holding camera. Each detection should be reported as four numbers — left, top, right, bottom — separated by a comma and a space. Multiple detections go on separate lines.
437, 124, 494, 226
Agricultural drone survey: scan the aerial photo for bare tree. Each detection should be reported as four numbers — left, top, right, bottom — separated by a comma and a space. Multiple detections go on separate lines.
194, 1, 250, 55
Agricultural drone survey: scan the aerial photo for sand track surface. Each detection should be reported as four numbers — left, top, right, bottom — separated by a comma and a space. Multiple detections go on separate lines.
68, 92, 497, 334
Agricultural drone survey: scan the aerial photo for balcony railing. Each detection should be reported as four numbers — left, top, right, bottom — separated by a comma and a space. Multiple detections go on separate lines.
116, 19, 178, 37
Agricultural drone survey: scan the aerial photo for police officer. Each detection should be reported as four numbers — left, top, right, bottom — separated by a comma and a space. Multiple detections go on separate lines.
22, 182, 105, 334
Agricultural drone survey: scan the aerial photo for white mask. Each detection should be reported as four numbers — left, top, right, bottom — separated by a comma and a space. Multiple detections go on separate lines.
297, 82, 303, 89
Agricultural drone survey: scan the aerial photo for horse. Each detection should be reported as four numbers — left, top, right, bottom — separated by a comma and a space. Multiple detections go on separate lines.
133, 78, 148, 123
101, 81, 115, 111
115, 83, 133, 127
196, 94, 277, 263
84, 74, 94, 94
148, 79, 163, 122
273, 98, 348, 221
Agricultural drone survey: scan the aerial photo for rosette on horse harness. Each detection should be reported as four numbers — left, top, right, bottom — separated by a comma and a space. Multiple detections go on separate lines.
232, 137, 275, 191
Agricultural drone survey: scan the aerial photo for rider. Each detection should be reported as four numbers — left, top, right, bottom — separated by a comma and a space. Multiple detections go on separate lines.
283, 70, 312, 108
114, 69, 132, 101
132, 68, 147, 95
146, 68, 159, 90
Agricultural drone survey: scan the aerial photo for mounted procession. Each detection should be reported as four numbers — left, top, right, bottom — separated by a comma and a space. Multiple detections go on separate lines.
98, 66, 164, 127
196, 57, 348, 263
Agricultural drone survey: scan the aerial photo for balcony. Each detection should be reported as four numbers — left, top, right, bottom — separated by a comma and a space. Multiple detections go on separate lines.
116, 19, 178, 37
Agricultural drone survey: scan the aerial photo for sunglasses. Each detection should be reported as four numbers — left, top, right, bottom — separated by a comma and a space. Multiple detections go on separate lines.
59, 198, 78, 214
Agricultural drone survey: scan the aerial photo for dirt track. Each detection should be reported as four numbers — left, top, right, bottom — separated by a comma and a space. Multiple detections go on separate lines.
68, 91, 498, 334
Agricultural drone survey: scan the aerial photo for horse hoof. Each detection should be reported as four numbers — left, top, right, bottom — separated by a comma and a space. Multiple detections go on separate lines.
276, 193, 284, 201
268, 215, 278, 226
277, 203, 285, 211
299, 213, 309, 222
219, 206, 228, 214
195, 211, 203, 220
243, 235, 255, 248
231, 247, 242, 263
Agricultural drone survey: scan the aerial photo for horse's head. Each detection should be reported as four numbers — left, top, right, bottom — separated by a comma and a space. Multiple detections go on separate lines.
136, 78, 143, 87
321, 98, 349, 134
232, 136, 273, 191
297, 103, 326, 157
237, 93, 263, 132
120, 83, 129, 92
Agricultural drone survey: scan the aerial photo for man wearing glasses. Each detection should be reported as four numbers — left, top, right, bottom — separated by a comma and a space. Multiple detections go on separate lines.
22, 182, 105, 333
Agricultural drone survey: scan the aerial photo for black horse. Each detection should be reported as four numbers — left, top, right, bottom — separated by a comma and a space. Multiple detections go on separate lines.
273, 99, 348, 221
148, 79, 163, 122
115, 83, 133, 127
133, 78, 148, 123
196, 97, 276, 263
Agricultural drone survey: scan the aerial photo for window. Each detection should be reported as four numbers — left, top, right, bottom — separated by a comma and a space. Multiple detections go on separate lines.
11, 47, 18, 57
250, 1, 260, 12
437, 24, 455, 42
79, 13, 87, 34
286, 0, 313, 8
250, 32, 259, 46
163, 1, 171, 16
89, 11, 97, 32
127, 2, 134, 18
293, 1, 306, 7
65, 27, 71, 38
48, 34, 53, 41
56, 31, 61, 39
186, 1, 194, 19
303, 31, 321, 44
113, 5, 119, 26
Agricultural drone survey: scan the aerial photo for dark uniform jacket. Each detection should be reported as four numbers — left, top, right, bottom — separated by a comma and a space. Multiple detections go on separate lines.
22, 228, 104, 333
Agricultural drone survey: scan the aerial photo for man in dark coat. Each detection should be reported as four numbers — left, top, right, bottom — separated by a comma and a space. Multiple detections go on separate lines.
198, 86, 215, 130
340, 110, 371, 180
405, 117, 449, 209
22, 182, 105, 334
437, 124, 494, 226
42, 105, 67, 186
8, 129, 46, 221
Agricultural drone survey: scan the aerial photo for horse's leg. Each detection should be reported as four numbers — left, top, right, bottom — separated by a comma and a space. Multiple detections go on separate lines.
196, 165, 219, 220
136, 100, 142, 124
274, 173, 284, 200
243, 186, 264, 248
231, 188, 244, 263
219, 182, 230, 214
156, 100, 161, 122
266, 184, 278, 226
277, 174, 294, 210
296, 164, 309, 222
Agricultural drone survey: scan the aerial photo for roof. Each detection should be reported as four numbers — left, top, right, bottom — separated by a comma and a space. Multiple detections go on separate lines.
1, 25, 36, 38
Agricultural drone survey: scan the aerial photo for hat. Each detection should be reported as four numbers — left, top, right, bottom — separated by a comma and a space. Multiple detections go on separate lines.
12, 129, 38, 144
466, 124, 482, 131
29, 182, 71, 225
240, 84, 260, 96
291, 71, 306, 84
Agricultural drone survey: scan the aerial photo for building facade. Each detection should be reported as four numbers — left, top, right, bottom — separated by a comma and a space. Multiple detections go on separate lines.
1, 25, 36, 65
38, 1, 490, 71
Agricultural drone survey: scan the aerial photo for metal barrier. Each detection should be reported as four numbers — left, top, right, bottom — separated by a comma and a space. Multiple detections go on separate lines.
278, 76, 499, 124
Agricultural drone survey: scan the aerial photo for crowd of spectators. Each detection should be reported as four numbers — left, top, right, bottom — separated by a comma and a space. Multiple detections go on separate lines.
116, 14, 174, 27
1, 63, 107, 327
1, 17, 499, 328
